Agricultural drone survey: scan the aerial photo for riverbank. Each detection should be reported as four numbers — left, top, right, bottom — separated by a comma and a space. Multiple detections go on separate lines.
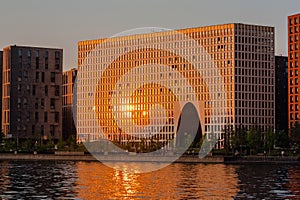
0, 153, 299, 164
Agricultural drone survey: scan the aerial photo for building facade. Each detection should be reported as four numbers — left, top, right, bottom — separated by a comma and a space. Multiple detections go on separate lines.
2, 45, 63, 141
62, 68, 77, 141
288, 13, 300, 129
275, 56, 288, 133
77, 23, 275, 149
0, 51, 2, 134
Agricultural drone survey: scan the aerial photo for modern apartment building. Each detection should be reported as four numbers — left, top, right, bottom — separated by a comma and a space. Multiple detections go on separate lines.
62, 68, 77, 141
0, 51, 2, 133
288, 13, 300, 129
77, 23, 275, 149
275, 56, 288, 133
2, 45, 63, 141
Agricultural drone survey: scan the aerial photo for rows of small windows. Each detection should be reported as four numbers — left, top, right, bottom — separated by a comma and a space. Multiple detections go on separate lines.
290, 87, 299, 95
290, 95, 299, 103
78, 28, 235, 51
30, 125, 56, 137
290, 69, 299, 78
16, 97, 57, 110
290, 17, 300, 26
289, 43, 299, 51
17, 70, 58, 83
17, 49, 61, 70
289, 25, 300, 34
235, 108, 274, 117
235, 52, 273, 61
289, 35, 299, 43
290, 52, 299, 60
290, 113, 300, 121
235, 116, 274, 126
235, 92, 274, 101
290, 78, 300, 86
236, 76, 274, 86
290, 104, 299, 112
235, 100, 274, 109
16, 84, 59, 97
17, 111, 59, 124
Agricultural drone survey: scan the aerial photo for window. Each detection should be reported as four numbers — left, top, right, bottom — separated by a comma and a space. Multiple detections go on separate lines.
41, 98, 45, 107
24, 71, 28, 81
55, 63, 60, 70
36, 72, 39, 82
18, 84, 22, 93
23, 98, 28, 107
51, 72, 56, 83
18, 49, 23, 57
18, 71, 22, 81
32, 85, 36, 96
35, 112, 39, 122
50, 99, 55, 109
41, 125, 44, 136
55, 85, 60, 96
55, 51, 60, 59
32, 125, 35, 135
17, 112, 21, 122
55, 112, 59, 123
50, 125, 55, 136
44, 112, 48, 122
36, 50, 39, 69
27, 50, 31, 67
45, 86, 48, 96
17, 98, 21, 108
41, 72, 45, 83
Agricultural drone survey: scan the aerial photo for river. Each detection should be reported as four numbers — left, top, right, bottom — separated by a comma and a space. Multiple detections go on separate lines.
0, 161, 299, 199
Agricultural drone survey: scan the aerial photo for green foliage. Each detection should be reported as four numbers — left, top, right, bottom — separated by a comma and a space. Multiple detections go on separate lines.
264, 128, 275, 151
246, 126, 263, 154
231, 125, 247, 149
275, 130, 290, 148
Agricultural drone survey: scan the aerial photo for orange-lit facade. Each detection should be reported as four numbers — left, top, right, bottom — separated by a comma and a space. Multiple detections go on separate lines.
77, 23, 275, 148
62, 68, 77, 140
288, 14, 300, 129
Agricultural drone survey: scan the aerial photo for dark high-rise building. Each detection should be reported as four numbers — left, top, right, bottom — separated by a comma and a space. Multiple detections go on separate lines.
288, 13, 300, 129
275, 56, 288, 133
2, 45, 63, 141
62, 68, 77, 141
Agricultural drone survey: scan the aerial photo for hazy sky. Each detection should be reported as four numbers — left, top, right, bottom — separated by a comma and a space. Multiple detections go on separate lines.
0, 0, 299, 70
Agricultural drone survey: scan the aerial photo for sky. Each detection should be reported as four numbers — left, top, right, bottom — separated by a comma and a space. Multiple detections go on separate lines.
0, 0, 300, 71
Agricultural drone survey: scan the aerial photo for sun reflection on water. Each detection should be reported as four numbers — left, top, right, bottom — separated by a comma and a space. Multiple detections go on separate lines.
75, 162, 239, 199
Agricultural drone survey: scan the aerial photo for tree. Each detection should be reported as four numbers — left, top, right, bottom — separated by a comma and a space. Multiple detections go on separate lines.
246, 126, 263, 154
264, 129, 275, 154
223, 125, 234, 155
275, 130, 290, 148
231, 125, 247, 150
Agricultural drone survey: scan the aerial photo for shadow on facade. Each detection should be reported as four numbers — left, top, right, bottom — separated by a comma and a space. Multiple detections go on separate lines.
176, 102, 202, 149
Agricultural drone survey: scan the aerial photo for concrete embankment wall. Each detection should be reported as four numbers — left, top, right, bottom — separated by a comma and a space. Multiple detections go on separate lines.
0, 153, 299, 164
0, 153, 224, 163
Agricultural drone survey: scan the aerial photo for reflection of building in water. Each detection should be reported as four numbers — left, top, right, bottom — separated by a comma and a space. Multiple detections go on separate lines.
235, 165, 293, 199
286, 167, 300, 199
75, 162, 239, 199
77, 23, 275, 149
0, 161, 11, 193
